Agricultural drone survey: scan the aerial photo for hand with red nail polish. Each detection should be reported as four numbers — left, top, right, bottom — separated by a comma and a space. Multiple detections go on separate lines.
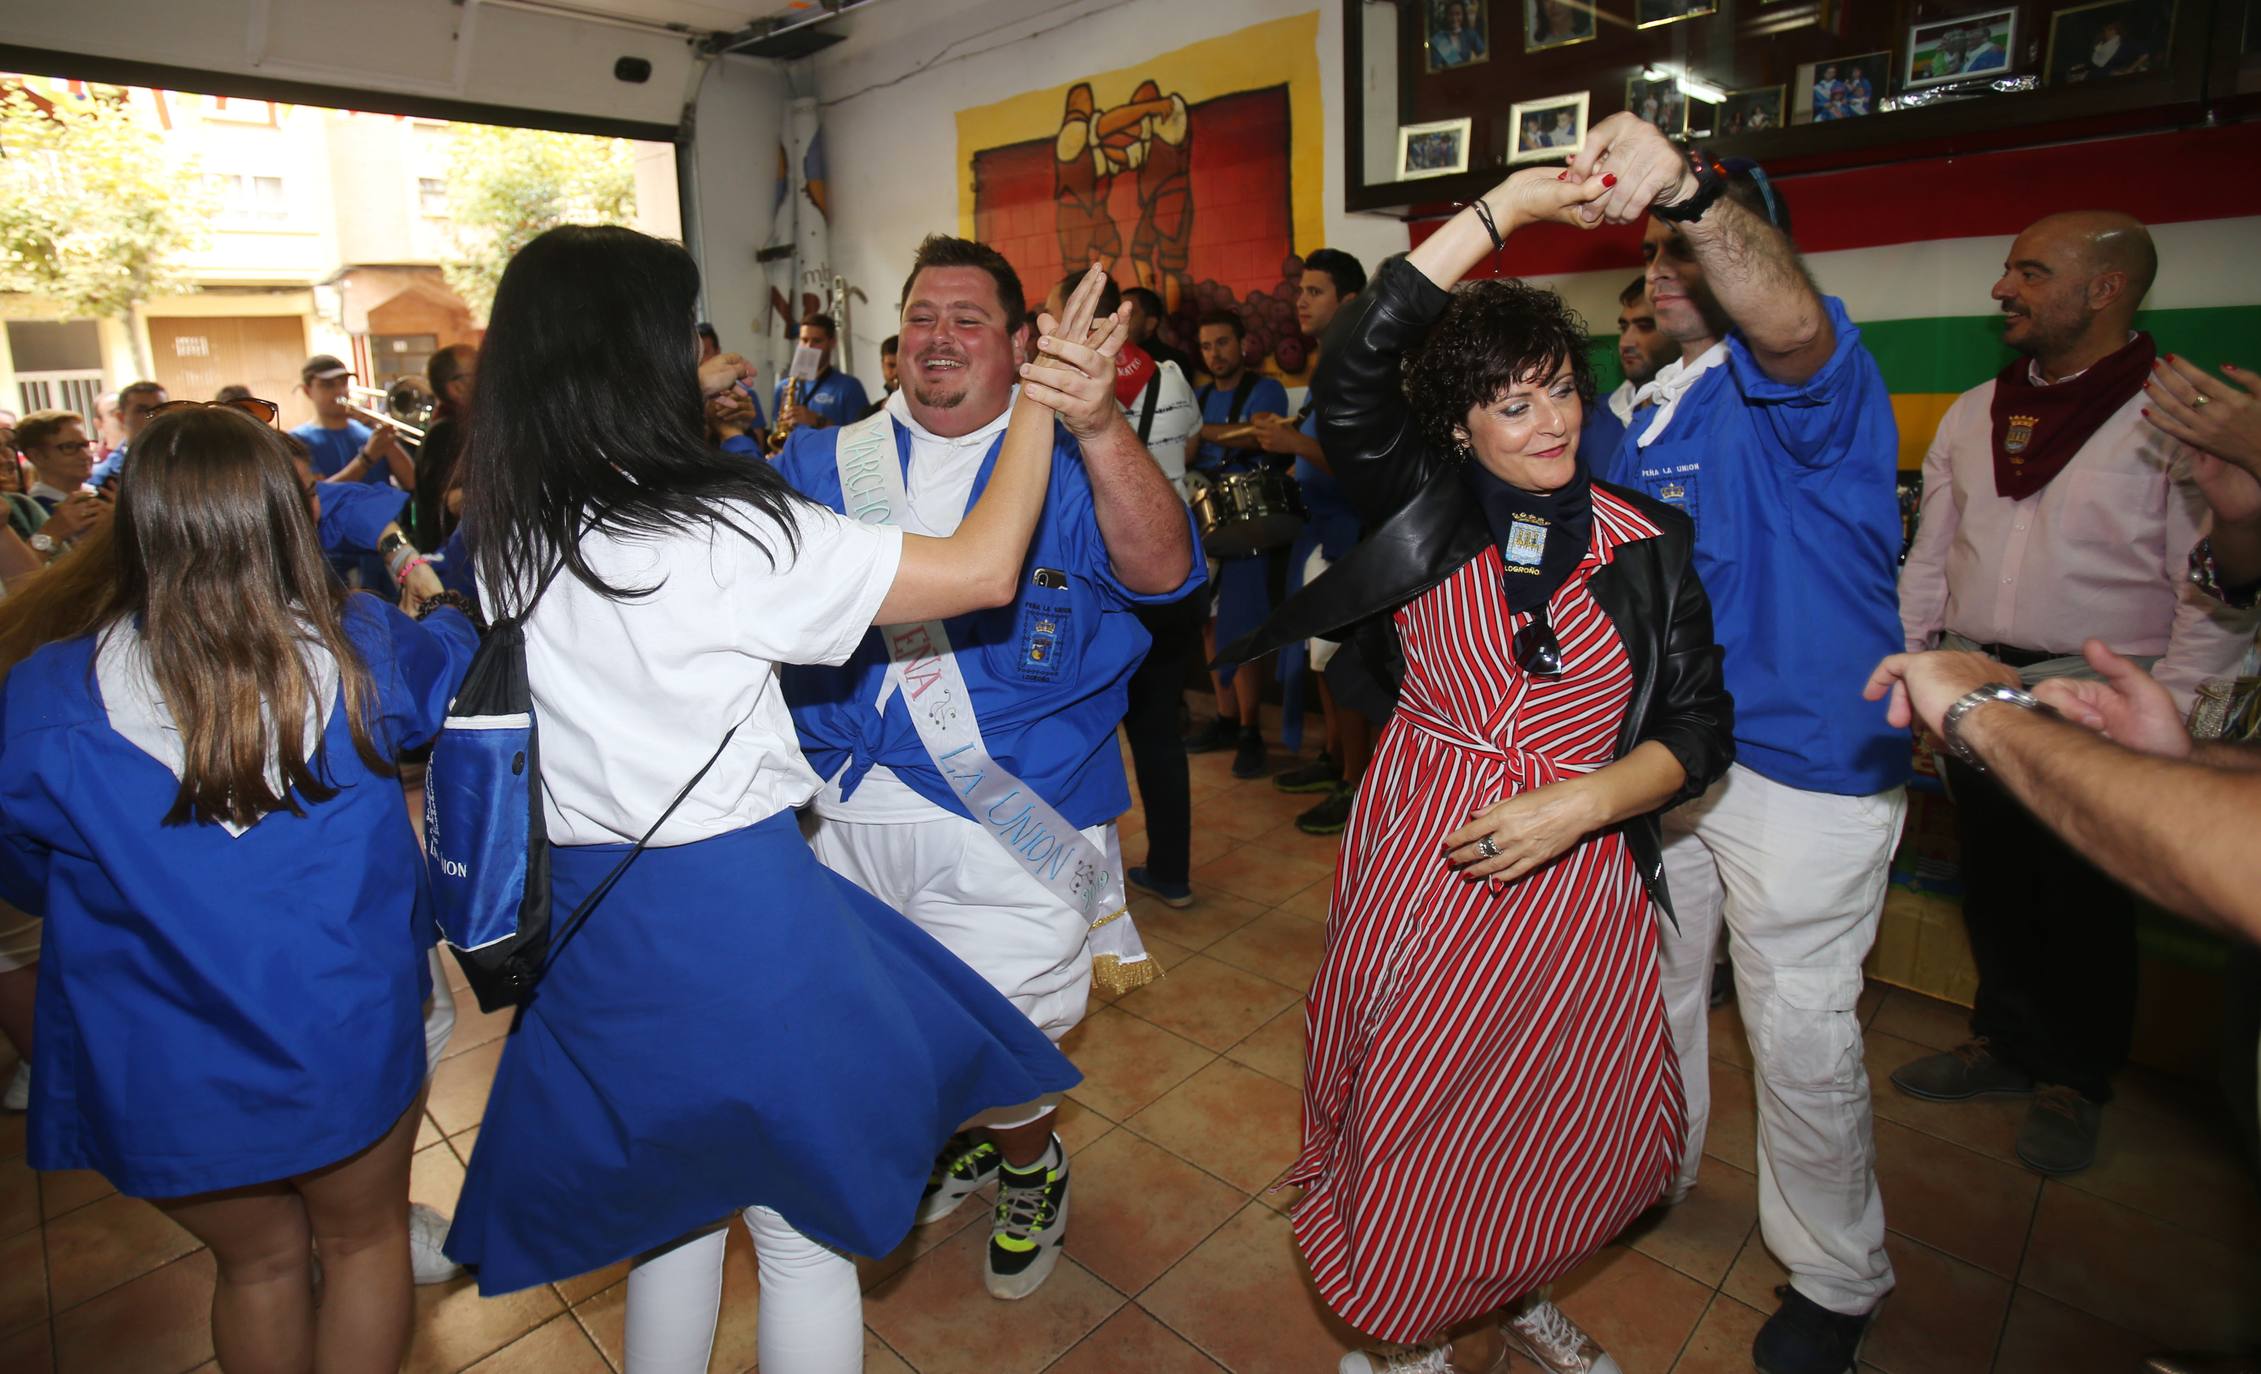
1603, 174, 1618, 188
2144, 352, 2261, 478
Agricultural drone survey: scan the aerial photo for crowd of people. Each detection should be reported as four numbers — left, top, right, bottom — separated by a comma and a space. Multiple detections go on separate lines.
0, 104, 2257, 1374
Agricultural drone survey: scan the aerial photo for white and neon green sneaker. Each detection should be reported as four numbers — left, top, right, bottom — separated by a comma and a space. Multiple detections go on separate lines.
985, 1135, 1069, 1300
918, 1131, 1001, 1225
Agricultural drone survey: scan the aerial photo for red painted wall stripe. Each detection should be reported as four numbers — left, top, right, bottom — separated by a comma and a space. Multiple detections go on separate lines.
1413, 122, 2261, 279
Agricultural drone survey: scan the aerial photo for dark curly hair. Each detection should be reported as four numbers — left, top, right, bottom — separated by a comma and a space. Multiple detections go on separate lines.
1403, 279, 1595, 458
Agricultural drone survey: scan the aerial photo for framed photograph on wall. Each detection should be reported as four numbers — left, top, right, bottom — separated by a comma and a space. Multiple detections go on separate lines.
1719, 85, 1786, 135
1803, 51, 1888, 121
1525, 0, 1597, 51
1397, 117, 1474, 179
2046, 0, 2176, 84
1507, 92, 1591, 163
1905, 8, 2016, 88
1426, 0, 1491, 71
1626, 75, 1690, 136
1637, 0, 1717, 30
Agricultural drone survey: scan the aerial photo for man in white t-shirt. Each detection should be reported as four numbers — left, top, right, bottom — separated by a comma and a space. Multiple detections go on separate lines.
778, 239, 1202, 1300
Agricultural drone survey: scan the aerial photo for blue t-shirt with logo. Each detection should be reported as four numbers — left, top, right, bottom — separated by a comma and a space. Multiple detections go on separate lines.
1604, 297, 1908, 796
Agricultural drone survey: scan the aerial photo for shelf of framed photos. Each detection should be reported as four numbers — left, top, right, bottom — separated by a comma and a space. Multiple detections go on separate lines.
1341, 0, 2229, 216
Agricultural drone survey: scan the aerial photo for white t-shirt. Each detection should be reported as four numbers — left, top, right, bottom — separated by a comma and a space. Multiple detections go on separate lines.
510, 499, 902, 847
1127, 361, 1201, 501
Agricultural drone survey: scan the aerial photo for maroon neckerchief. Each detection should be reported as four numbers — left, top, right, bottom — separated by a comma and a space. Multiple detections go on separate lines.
1989, 332, 2156, 500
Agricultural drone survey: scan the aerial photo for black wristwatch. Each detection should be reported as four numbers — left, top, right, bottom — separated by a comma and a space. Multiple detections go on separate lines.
1652, 147, 1727, 224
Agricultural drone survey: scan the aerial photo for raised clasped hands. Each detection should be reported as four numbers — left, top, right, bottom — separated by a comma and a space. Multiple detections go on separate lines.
697, 351, 755, 399
1018, 261, 1131, 440
1489, 165, 1615, 234
1560, 113, 1702, 228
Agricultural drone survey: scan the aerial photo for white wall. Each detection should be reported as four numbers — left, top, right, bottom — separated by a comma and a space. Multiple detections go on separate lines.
805, 0, 1408, 394
1, 0, 702, 129
685, 56, 791, 360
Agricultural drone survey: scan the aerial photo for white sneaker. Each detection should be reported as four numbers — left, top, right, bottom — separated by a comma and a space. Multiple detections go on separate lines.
2, 1060, 27, 1112
409, 1203, 465, 1285
1503, 1297, 1621, 1374
1340, 1347, 1453, 1374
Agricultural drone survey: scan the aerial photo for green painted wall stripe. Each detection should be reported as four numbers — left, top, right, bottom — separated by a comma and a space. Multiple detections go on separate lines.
1587, 304, 2261, 398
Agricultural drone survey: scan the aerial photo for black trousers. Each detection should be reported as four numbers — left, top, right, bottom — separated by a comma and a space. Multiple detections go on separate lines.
1122, 596, 1206, 885
1947, 756, 2139, 1101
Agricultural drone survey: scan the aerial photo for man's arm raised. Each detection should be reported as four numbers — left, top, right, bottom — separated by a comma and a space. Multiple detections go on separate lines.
1031, 318, 1194, 597
1568, 113, 1834, 385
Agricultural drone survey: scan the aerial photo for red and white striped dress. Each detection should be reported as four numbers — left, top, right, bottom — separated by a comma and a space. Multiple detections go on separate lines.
1288, 489, 1687, 1344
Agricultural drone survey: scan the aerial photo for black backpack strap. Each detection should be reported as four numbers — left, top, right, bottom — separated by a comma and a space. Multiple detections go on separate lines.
1227, 372, 1259, 422
539, 721, 741, 978
1135, 370, 1164, 444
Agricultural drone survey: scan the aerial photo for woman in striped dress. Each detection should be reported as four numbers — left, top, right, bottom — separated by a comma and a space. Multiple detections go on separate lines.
1225, 168, 1734, 1373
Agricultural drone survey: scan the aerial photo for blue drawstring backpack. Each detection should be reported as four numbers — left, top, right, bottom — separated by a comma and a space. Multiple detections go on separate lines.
424, 555, 734, 1012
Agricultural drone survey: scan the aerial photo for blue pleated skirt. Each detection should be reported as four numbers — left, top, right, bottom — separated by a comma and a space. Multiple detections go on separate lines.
444, 810, 1081, 1295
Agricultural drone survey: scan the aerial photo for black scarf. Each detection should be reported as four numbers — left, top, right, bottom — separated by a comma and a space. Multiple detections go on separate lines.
1462, 456, 1593, 613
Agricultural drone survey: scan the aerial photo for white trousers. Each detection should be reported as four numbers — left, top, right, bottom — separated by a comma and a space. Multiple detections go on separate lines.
624, 1207, 862, 1374
1655, 763, 1907, 1316
423, 946, 457, 1078
808, 809, 1097, 1131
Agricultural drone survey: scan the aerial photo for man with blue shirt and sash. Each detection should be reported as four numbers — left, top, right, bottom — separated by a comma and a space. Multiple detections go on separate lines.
777, 238, 1200, 1302
1577, 123, 1910, 1374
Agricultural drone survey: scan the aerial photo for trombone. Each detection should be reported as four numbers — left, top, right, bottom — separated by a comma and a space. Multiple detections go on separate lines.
344, 380, 437, 445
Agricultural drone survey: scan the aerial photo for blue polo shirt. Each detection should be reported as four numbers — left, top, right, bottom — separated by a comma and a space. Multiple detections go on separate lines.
1605, 297, 1908, 796
1194, 374, 1289, 472
1578, 387, 1630, 470
775, 417, 1204, 828
774, 370, 871, 430
1292, 406, 1360, 561
292, 420, 382, 483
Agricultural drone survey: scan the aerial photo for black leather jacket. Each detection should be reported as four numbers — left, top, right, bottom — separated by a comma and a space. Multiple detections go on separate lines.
1221, 257, 1734, 924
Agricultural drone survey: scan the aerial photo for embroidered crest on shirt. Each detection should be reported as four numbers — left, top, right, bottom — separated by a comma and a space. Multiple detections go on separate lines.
1504, 517, 1548, 573
2005, 413, 2038, 460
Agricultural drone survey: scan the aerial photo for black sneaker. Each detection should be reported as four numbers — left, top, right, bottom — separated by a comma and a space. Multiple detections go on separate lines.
1127, 865, 1195, 909
917, 1131, 1000, 1225
1297, 784, 1355, 835
985, 1136, 1070, 1300
1754, 1285, 1871, 1374
1184, 716, 1240, 754
1231, 728, 1267, 779
1273, 751, 1341, 794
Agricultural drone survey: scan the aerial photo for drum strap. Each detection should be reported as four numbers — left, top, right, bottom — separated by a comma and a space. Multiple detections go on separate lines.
1135, 370, 1163, 443
1196, 372, 1260, 423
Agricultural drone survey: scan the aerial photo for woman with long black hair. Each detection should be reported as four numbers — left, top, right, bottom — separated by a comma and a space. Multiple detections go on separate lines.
1228, 167, 1735, 1373
0, 405, 478, 1374
441, 227, 1122, 1372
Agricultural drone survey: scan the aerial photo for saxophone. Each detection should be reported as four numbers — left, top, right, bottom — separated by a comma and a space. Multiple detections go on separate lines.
767, 377, 806, 454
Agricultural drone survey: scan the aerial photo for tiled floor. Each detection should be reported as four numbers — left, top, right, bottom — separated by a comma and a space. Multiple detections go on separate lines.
4, 723, 2259, 1373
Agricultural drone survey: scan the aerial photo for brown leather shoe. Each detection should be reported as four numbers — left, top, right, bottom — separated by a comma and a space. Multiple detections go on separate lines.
1889, 1038, 2034, 1102
2016, 1083, 2102, 1175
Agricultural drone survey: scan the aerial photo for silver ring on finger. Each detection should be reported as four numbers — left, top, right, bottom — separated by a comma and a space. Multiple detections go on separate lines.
1476, 835, 1500, 859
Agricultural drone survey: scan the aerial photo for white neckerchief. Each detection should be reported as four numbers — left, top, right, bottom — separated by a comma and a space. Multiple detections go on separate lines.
884, 385, 1020, 537
1633, 341, 1730, 448
1607, 379, 1638, 426
95, 620, 341, 838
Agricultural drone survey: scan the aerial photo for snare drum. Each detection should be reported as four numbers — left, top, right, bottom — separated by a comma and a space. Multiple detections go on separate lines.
1191, 469, 1307, 559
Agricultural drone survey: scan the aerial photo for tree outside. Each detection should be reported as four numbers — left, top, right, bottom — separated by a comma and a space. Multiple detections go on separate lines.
441, 124, 639, 322
0, 85, 215, 376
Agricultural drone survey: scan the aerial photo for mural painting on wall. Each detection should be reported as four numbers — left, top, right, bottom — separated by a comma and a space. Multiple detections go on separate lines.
957, 13, 1325, 379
